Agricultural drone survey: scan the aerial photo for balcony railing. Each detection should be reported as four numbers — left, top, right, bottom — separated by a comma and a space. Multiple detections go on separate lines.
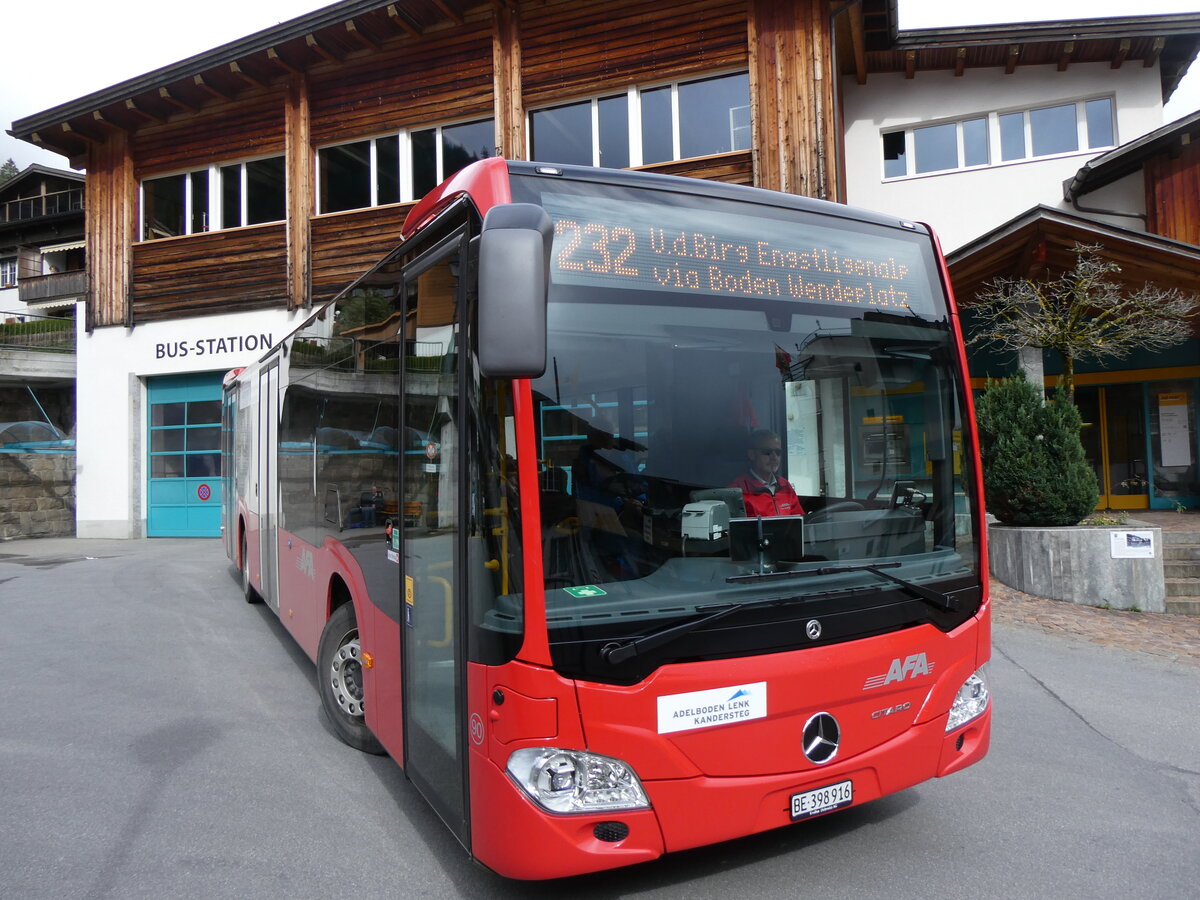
0, 188, 84, 223
0, 313, 75, 353
18, 270, 87, 304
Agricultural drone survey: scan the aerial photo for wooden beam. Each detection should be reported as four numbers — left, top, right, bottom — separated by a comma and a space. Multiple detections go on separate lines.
61, 120, 102, 144
267, 47, 304, 76
1058, 41, 1075, 72
158, 87, 198, 113
954, 47, 966, 77
1005, 44, 1021, 75
849, 1, 867, 85
192, 75, 236, 102
345, 20, 380, 51
431, 0, 464, 26
86, 131, 135, 329
747, 0, 836, 200
285, 74, 312, 311
125, 98, 166, 125
306, 33, 342, 64
229, 61, 269, 90
904, 49, 916, 79
90, 110, 128, 134
1144, 36, 1165, 68
1112, 38, 1131, 69
492, 1, 524, 159
386, 4, 421, 37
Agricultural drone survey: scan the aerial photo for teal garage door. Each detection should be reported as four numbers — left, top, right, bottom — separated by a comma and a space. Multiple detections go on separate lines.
147, 373, 224, 537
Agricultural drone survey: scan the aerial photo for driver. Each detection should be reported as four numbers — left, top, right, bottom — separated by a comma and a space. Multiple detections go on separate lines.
729, 428, 804, 517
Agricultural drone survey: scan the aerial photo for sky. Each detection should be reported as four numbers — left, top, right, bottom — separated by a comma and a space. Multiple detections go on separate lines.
2, 0, 1200, 171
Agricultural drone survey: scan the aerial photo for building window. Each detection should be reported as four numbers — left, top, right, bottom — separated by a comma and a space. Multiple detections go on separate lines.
529, 71, 751, 169
316, 117, 496, 215
882, 97, 1116, 179
140, 154, 285, 240
1, 258, 18, 287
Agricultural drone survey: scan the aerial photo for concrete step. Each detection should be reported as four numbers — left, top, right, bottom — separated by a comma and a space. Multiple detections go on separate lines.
1165, 578, 1200, 598
1165, 598, 1200, 616
1162, 531, 1200, 546
1164, 561, 1200, 578
1163, 545, 1200, 560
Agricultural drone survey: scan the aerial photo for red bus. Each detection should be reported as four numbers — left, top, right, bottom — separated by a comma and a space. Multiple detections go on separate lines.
222, 158, 990, 880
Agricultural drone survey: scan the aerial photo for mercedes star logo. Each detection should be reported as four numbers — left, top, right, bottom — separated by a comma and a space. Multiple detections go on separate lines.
802, 712, 841, 764
806, 619, 822, 640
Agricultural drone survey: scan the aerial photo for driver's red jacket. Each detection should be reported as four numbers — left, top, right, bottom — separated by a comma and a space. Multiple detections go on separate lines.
728, 472, 805, 517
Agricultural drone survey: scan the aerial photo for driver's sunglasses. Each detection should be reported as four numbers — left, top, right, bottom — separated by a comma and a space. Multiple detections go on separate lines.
756, 448, 782, 456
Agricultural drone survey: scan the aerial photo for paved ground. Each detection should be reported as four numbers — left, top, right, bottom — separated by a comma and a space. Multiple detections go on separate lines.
2, 535, 1198, 899
990, 579, 1200, 667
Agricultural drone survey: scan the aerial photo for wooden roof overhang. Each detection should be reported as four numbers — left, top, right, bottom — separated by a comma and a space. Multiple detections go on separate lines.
946, 204, 1200, 306
837, 7, 1200, 95
8, 0, 479, 167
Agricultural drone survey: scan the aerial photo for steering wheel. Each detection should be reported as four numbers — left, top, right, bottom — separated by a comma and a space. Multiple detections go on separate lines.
600, 473, 647, 499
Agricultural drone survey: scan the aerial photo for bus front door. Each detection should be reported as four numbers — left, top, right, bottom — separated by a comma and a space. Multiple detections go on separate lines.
400, 233, 469, 845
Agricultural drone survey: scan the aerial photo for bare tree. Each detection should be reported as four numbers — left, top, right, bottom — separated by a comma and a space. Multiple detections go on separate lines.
968, 243, 1198, 402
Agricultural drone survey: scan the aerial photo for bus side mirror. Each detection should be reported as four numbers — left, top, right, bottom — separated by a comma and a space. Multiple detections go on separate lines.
478, 203, 553, 379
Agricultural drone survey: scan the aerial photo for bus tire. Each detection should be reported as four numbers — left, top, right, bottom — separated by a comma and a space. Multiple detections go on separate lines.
240, 531, 261, 604
317, 602, 385, 755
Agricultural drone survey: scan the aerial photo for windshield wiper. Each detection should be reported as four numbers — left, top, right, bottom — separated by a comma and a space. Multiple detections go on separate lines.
813, 563, 957, 612
726, 561, 956, 612
598, 592, 836, 666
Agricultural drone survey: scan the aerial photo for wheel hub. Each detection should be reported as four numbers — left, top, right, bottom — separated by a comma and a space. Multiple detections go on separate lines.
330, 634, 365, 718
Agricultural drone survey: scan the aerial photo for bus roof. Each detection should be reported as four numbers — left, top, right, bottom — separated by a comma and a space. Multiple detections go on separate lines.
403, 158, 932, 241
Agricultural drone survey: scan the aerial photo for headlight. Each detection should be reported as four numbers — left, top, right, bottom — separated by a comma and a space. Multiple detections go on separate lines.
946, 666, 990, 732
506, 747, 651, 814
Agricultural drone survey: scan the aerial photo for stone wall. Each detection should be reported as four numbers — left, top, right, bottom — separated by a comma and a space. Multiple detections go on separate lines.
988, 523, 1166, 613
0, 453, 75, 540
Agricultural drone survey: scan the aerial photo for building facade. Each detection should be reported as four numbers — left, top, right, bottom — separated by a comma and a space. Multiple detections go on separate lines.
839, 15, 1200, 512
10, 0, 850, 538
0, 164, 82, 538
8, 2, 1200, 536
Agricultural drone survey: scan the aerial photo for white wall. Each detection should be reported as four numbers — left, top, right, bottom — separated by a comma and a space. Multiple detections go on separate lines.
0, 286, 21, 319
842, 62, 1164, 251
74, 305, 301, 538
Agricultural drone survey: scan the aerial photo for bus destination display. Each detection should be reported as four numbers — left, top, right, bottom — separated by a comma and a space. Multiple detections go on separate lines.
543, 191, 931, 315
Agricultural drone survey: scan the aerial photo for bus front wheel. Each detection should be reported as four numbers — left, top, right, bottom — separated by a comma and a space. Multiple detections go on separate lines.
317, 602, 385, 755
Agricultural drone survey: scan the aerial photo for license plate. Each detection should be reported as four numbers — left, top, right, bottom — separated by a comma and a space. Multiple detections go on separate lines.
791, 780, 853, 820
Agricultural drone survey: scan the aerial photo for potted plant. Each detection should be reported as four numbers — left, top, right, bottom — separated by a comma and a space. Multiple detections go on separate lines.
977, 375, 1165, 612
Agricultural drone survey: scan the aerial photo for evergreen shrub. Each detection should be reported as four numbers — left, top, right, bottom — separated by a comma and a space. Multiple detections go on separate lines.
975, 375, 1099, 526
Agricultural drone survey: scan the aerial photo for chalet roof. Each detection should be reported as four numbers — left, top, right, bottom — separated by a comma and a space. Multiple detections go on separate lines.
841, 6, 1200, 100
9, 0, 476, 164
946, 204, 1200, 303
1064, 108, 1200, 199
0, 164, 84, 200
9, 1, 1200, 165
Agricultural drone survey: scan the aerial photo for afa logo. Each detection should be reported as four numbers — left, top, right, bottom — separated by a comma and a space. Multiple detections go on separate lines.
862, 652, 935, 690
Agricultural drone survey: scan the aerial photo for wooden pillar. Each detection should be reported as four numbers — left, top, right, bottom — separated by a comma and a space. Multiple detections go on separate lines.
748, 0, 838, 200
85, 131, 135, 330
285, 73, 312, 310
492, 1, 525, 160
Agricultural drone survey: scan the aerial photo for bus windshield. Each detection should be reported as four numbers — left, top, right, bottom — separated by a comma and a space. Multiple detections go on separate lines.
503, 172, 980, 682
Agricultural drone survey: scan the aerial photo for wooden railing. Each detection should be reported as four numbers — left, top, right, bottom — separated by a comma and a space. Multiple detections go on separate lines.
18, 270, 87, 304
0, 188, 84, 223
